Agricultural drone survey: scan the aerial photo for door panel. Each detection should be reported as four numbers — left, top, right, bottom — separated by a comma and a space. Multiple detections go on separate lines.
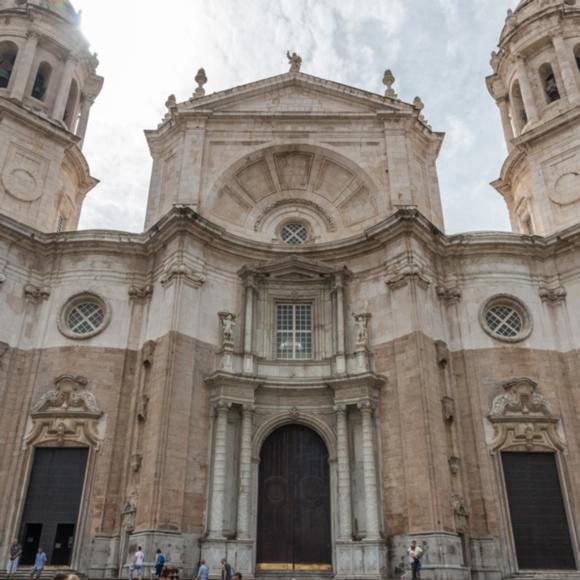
502, 452, 576, 570
20, 448, 88, 565
21, 523, 42, 565
257, 425, 331, 569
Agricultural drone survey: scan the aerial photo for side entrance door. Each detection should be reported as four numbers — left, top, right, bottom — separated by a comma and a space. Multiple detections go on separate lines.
257, 425, 332, 571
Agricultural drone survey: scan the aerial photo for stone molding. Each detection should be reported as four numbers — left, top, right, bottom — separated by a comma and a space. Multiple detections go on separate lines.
487, 377, 564, 452
254, 198, 337, 232
129, 284, 153, 301
26, 374, 103, 448
385, 258, 431, 290
539, 283, 566, 304
160, 261, 206, 288
24, 283, 50, 303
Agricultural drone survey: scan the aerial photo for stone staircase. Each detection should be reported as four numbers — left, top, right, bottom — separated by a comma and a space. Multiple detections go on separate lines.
0, 568, 86, 580
510, 572, 580, 580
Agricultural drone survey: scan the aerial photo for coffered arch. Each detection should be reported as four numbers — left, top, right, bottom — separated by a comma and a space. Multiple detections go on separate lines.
202, 143, 385, 244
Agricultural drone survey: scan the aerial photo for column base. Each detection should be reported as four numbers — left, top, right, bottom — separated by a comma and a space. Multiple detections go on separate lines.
335, 539, 387, 579
201, 538, 254, 579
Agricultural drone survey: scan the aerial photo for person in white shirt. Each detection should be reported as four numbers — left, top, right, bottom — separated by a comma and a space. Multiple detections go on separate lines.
407, 540, 423, 579
133, 546, 145, 580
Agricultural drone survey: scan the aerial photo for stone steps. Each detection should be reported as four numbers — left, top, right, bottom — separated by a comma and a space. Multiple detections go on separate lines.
510, 572, 580, 580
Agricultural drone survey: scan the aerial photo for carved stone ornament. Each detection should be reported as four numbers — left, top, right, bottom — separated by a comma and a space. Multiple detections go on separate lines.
129, 285, 153, 301
25, 375, 103, 448
383, 69, 397, 98
435, 340, 449, 368
452, 495, 469, 532
160, 261, 206, 288
353, 312, 371, 348
287, 51, 302, 73
131, 453, 143, 473
254, 198, 336, 232
0, 341, 9, 367
137, 395, 149, 422
194, 68, 208, 97
385, 259, 430, 290
436, 284, 462, 304
448, 455, 461, 475
442, 396, 455, 423
218, 312, 236, 347
121, 492, 138, 530
539, 284, 566, 305
487, 378, 564, 452
289, 406, 300, 420
24, 283, 50, 303
142, 340, 156, 367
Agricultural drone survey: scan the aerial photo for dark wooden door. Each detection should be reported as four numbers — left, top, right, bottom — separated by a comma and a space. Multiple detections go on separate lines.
257, 425, 331, 569
502, 452, 576, 570
20, 448, 88, 565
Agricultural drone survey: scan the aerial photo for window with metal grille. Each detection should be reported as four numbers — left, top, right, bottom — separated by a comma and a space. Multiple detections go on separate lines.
280, 223, 308, 245
67, 302, 105, 335
276, 303, 312, 359
485, 305, 523, 338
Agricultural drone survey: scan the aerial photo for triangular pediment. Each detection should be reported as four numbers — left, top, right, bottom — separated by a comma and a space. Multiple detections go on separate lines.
239, 256, 347, 281
185, 72, 406, 116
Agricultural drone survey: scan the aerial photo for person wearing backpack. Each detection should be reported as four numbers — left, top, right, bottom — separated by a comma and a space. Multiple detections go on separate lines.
155, 549, 166, 578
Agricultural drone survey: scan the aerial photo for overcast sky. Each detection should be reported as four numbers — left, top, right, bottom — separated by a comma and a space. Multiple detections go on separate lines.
73, 0, 516, 235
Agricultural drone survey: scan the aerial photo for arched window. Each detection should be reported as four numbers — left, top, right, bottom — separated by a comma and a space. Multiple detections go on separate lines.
31, 62, 52, 100
510, 80, 528, 133
539, 63, 560, 103
0, 41, 18, 89
63, 79, 78, 129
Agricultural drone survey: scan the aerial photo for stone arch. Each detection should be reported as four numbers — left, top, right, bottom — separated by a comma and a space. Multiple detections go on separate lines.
0, 40, 18, 89
32, 61, 52, 101
509, 78, 527, 134
253, 411, 337, 461
203, 143, 382, 242
539, 62, 560, 103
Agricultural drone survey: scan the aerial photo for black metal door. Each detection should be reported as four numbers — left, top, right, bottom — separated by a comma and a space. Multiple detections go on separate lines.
20, 448, 88, 565
257, 425, 331, 569
21, 523, 42, 565
502, 452, 576, 570
51, 524, 76, 566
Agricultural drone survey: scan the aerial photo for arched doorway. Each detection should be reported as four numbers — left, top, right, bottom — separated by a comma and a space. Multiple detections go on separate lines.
257, 424, 331, 571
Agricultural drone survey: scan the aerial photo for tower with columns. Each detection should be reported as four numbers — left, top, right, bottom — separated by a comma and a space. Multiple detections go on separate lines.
488, 0, 580, 236
0, 0, 102, 232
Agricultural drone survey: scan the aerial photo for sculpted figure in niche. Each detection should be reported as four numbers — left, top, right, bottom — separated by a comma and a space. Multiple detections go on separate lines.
353, 313, 371, 347
287, 51, 302, 73
218, 312, 237, 345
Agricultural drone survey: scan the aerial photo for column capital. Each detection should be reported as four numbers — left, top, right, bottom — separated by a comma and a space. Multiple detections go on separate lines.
357, 400, 376, 415
241, 404, 255, 416
214, 399, 231, 415
334, 404, 347, 416
26, 31, 40, 41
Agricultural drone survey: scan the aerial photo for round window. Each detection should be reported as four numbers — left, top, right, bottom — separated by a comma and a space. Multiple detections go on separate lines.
58, 293, 110, 339
480, 295, 532, 342
280, 222, 309, 245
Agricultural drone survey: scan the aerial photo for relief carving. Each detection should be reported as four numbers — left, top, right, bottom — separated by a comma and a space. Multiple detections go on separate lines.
435, 340, 449, 368
385, 259, 430, 290
436, 284, 462, 304
218, 312, 236, 347
129, 285, 153, 301
24, 284, 50, 303
353, 312, 371, 349
26, 375, 103, 448
487, 377, 563, 452
2, 145, 49, 202
441, 396, 455, 423
539, 284, 566, 305
160, 261, 206, 288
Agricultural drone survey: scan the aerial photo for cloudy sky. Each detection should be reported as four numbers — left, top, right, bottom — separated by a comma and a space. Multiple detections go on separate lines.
73, 0, 516, 235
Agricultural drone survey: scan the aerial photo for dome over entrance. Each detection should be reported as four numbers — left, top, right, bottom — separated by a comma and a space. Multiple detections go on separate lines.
0, 0, 79, 22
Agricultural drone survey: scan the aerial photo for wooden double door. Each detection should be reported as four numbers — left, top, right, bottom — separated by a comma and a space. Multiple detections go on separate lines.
257, 425, 332, 570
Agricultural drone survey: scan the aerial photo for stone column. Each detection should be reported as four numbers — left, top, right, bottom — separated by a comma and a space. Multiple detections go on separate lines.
52, 54, 75, 121
76, 95, 94, 147
335, 405, 353, 540
10, 32, 38, 101
243, 277, 255, 374
358, 401, 381, 540
552, 35, 580, 104
236, 405, 254, 539
497, 97, 515, 148
209, 400, 229, 539
516, 57, 539, 122
334, 274, 346, 374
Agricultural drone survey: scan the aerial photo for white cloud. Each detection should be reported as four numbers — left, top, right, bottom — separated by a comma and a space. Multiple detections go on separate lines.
74, 0, 516, 234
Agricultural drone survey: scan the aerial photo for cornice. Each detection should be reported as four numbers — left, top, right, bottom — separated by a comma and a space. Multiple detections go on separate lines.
4, 206, 580, 266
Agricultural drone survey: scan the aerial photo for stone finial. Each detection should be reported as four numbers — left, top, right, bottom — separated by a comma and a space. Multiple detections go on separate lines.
383, 69, 397, 98
194, 67, 207, 97
413, 96, 424, 111
287, 51, 302, 73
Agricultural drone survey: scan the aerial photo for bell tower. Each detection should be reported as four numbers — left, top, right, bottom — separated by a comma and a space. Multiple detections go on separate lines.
0, 0, 102, 233
487, 0, 580, 236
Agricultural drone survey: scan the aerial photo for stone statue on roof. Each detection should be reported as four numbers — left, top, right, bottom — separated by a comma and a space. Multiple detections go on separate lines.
287, 51, 302, 73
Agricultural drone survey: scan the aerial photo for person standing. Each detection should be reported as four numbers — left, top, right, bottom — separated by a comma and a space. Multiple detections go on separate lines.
6, 538, 22, 577
220, 558, 232, 580
133, 546, 145, 580
407, 540, 423, 580
30, 547, 47, 580
195, 559, 209, 580
154, 549, 166, 578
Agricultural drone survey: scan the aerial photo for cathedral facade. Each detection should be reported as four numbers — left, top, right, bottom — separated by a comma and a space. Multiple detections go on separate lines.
1, 1, 580, 579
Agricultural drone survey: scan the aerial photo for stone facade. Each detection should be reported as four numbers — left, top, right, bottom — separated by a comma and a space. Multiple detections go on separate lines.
1, 1, 580, 580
